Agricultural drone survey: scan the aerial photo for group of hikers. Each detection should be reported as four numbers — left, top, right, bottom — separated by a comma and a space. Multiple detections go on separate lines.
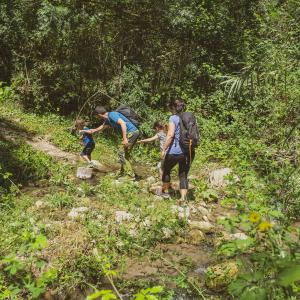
75, 99, 199, 201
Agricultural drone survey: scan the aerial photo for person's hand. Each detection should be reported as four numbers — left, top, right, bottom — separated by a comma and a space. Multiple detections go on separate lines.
123, 138, 129, 148
161, 150, 166, 160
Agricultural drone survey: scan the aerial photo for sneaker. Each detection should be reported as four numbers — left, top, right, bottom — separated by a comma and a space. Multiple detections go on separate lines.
160, 192, 170, 199
154, 188, 170, 199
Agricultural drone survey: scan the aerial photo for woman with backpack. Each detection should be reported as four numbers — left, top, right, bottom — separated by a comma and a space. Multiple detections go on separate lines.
161, 99, 199, 201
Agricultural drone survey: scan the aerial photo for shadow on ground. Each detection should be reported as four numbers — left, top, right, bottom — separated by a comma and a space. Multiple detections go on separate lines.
0, 117, 50, 189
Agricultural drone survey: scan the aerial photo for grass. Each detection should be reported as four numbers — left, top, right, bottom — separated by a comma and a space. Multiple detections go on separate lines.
0, 100, 213, 298
2, 98, 298, 299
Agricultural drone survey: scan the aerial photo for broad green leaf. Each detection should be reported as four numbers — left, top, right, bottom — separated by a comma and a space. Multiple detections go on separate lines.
149, 286, 163, 294
278, 265, 300, 287
240, 288, 267, 300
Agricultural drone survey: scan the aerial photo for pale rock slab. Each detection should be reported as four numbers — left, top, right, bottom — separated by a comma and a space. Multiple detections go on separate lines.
209, 168, 239, 187
115, 211, 133, 224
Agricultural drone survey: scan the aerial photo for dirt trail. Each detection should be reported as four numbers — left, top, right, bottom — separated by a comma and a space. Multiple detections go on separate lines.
0, 119, 77, 163
27, 137, 77, 163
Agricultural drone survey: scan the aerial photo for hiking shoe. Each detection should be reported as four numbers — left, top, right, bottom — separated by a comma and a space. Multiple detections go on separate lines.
160, 192, 170, 199
153, 189, 170, 199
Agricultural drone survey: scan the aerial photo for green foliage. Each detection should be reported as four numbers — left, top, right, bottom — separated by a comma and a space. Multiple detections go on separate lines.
0, 231, 57, 299
1, 0, 300, 299
45, 191, 74, 208
0, 140, 51, 188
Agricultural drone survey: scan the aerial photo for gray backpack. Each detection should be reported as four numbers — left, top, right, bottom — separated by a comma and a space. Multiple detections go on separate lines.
116, 104, 140, 128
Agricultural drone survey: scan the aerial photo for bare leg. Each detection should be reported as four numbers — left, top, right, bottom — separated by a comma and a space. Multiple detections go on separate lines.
81, 155, 91, 163
180, 189, 188, 201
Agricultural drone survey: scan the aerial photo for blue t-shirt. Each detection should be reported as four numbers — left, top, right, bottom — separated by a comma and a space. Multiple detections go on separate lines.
82, 126, 94, 145
168, 115, 183, 155
106, 112, 138, 133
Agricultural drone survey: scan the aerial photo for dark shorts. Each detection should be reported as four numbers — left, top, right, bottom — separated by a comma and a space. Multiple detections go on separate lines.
81, 142, 95, 156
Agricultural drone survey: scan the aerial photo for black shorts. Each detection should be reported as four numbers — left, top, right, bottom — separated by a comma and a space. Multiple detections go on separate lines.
81, 142, 95, 156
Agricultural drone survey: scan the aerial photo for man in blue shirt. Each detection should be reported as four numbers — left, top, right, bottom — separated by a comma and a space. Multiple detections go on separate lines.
87, 106, 140, 178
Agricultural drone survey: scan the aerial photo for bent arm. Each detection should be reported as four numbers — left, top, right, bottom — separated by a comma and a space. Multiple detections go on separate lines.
89, 124, 109, 134
139, 135, 158, 143
117, 119, 127, 141
162, 122, 175, 152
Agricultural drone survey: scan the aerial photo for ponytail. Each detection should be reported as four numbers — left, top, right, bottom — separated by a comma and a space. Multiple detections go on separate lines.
169, 99, 186, 114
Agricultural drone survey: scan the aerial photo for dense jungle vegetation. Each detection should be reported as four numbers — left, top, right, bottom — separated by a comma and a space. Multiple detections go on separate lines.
1, 0, 300, 299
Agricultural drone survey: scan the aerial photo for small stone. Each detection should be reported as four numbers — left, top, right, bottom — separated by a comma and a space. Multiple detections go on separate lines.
189, 221, 214, 233
76, 207, 88, 213
199, 201, 207, 207
171, 205, 190, 219
115, 211, 133, 224
35, 200, 45, 209
68, 210, 80, 219
213, 232, 231, 247
230, 232, 248, 240
76, 167, 93, 179
142, 218, 151, 227
162, 227, 172, 239
189, 205, 198, 213
68, 207, 88, 219
198, 206, 209, 216
209, 168, 239, 187
202, 215, 209, 222
205, 261, 238, 289
90, 160, 105, 171
188, 229, 205, 245
128, 228, 138, 237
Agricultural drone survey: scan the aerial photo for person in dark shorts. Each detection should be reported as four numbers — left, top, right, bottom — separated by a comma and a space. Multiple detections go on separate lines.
161, 100, 195, 201
82, 106, 140, 178
75, 119, 95, 166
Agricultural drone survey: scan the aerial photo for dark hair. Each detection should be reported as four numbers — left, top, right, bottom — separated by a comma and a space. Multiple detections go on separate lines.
94, 105, 107, 115
153, 121, 167, 131
75, 119, 85, 129
168, 99, 186, 114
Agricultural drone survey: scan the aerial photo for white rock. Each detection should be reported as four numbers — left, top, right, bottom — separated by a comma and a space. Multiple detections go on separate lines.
209, 168, 239, 187
202, 215, 209, 222
68, 207, 89, 219
189, 220, 214, 233
35, 200, 45, 209
76, 207, 88, 213
68, 210, 80, 219
128, 228, 138, 237
142, 218, 151, 227
190, 205, 198, 213
198, 206, 209, 215
90, 160, 104, 170
76, 167, 93, 179
162, 227, 172, 239
115, 211, 133, 224
171, 205, 190, 219
230, 233, 248, 240
199, 201, 207, 207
